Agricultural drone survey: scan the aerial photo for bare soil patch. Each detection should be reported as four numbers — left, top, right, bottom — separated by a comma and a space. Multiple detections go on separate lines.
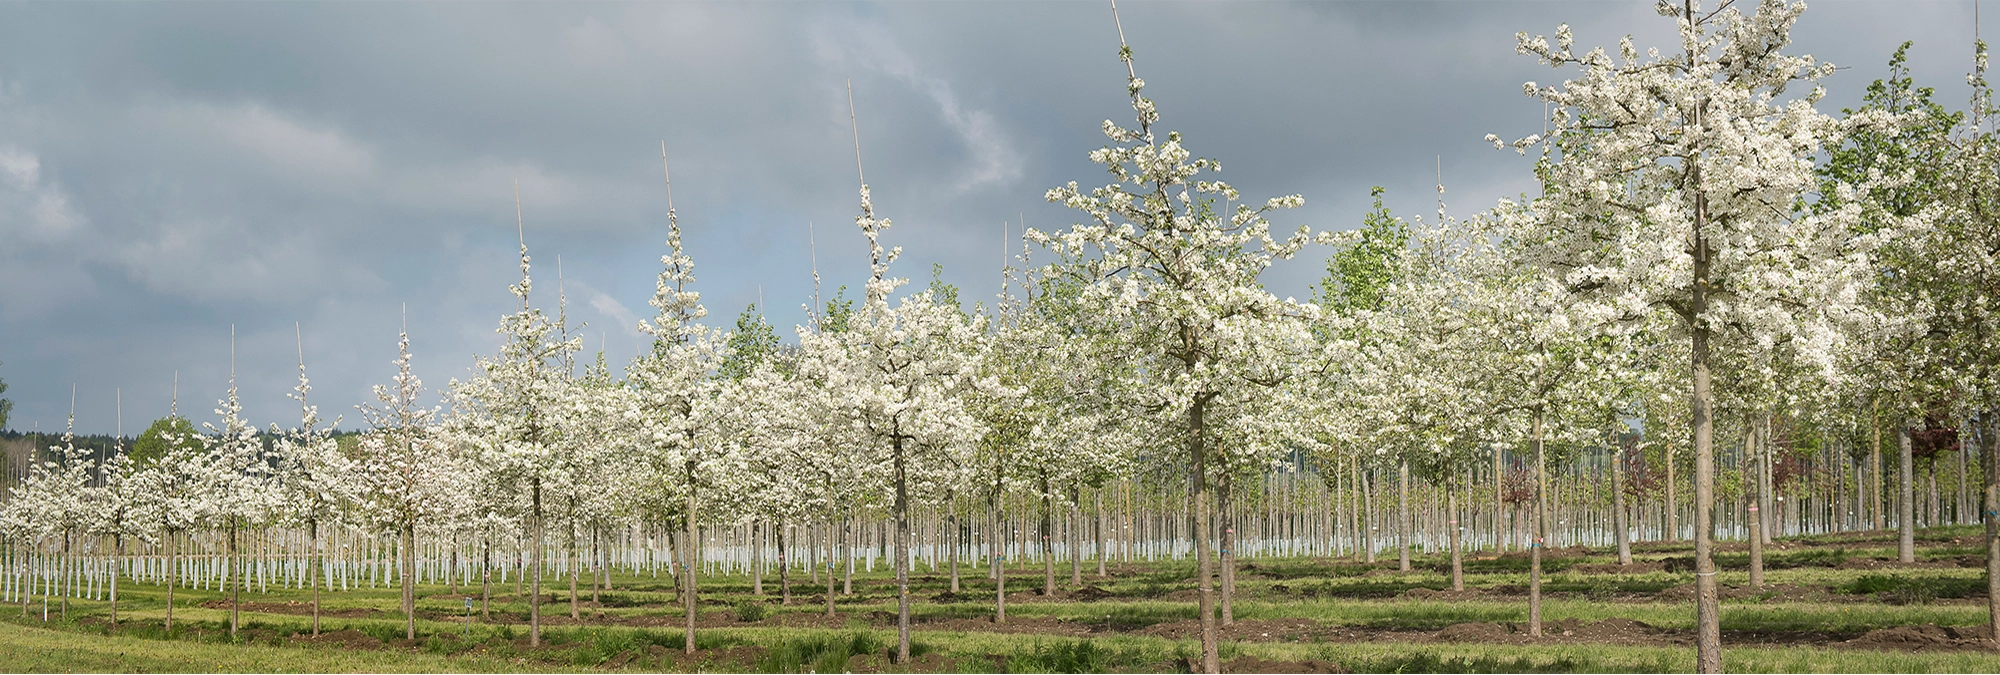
1842, 624, 1998, 651
1837, 558, 1959, 571
1569, 562, 1666, 574
1224, 655, 1349, 673
199, 600, 381, 618
916, 615, 1094, 636
1426, 618, 1675, 647
1138, 618, 1327, 643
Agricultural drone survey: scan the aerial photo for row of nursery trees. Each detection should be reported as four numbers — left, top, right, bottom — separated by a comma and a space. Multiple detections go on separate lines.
7, 2, 2000, 672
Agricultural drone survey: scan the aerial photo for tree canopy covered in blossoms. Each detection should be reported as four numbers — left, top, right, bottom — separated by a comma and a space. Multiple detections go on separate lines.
8, 2, 2000, 673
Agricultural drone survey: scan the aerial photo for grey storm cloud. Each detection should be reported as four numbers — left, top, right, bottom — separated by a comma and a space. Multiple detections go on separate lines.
0, 0, 1978, 433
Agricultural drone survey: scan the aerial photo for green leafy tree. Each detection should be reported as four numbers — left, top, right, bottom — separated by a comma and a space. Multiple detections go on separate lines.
1317, 187, 1410, 319
820, 286, 856, 334
718, 304, 780, 381
1818, 42, 1960, 220
129, 416, 202, 467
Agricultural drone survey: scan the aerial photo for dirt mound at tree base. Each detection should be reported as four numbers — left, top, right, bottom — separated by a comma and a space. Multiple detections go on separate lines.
1401, 587, 1486, 601
1223, 655, 1349, 673
1434, 622, 1513, 642
199, 600, 380, 618
288, 629, 383, 649
1430, 618, 1669, 646
1837, 558, 1958, 570
1843, 624, 1997, 651
1139, 618, 1327, 642
1569, 562, 1666, 574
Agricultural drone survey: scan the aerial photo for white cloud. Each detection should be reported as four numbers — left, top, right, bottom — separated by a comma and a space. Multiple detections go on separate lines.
809, 18, 1022, 194
167, 102, 377, 181
0, 146, 84, 242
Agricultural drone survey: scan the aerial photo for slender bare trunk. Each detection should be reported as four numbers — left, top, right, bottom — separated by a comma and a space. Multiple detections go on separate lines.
1041, 478, 1055, 597
1448, 476, 1463, 592
228, 521, 238, 639
825, 520, 838, 618
1069, 491, 1083, 588
1191, 394, 1219, 674
530, 481, 543, 648
1529, 413, 1546, 638
312, 521, 323, 635
992, 492, 1006, 623
1981, 413, 1998, 644
1095, 489, 1108, 578
779, 522, 791, 605
1747, 423, 1764, 588
893, 438, 912, 663
1687, 76, 1722, 670
1900, 425, 1916, 563
1398, 460, 1411, 572
568, 521, 580, 621
164, 533, 176, 632
480, 533, 491, 622
108, 534, 120, 632
684, 460, 698, 654
1220, 476, 1235, 626
948, 510, 960, 593
1872, 400, 1884, 531
404, 523, 417, 639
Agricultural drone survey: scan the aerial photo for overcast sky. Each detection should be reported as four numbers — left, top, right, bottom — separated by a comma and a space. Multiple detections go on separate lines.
0, 1, 1979, 434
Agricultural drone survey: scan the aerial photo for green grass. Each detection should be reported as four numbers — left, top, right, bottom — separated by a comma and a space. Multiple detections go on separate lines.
1, 525, 1996, 672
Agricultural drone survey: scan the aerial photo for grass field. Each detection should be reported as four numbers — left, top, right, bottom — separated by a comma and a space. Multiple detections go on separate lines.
4, 527, 1998, 672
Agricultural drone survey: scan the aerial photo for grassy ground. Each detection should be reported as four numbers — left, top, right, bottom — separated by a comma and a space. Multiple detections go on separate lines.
1, 526, 1996, 672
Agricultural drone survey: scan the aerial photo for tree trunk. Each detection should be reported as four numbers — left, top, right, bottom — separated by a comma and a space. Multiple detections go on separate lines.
1398, 460, 1411, 572
228, 521, 239, 639
1760, 415, 1775, 545
1982, 413, 1998, 645
779, 522, 791, 605
480, 533, 491, 623
753, 520, 763, 596
1747, 423, 1764, 588
825, 520, 838, 618
1191, 394, 1219, 674
684, 459, 699, 654
568, 521, 580, 620
1070, 490, 1083, 588
530, 481, 543, 648
1900, 425, 1916, 563
403, 523, 417, 639
1448, 476, 1463, 592
312, 521, 323, 635
1041, 478, 1055, 597
1613, 446, 1631, 566
1362, 465, 1376, 563
165, 532, 176, 632
1668, 444, 1680, 542
1096, 488, 1108, 578
992, 491, 1006, 623
1493, 447, 1505, 552
893, 437, 912, 664
948, 511, 960, 593
1872, 400, 1885, 531
1688, 124, 1722, 671
108, 534, 120, 632
1220, 476, 1235, 626
1529, 413, 1546, 638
